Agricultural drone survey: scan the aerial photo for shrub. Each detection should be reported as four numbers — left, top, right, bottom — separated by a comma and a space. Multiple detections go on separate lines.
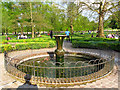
96, 42, 109, 50
0, 45, 2, 53
15, 41, 56, 51
109, 42, 120, 52
49, 41, 56, 48
27, 42, 49, 49
2, 40, 8, 44
72, 40, 120, 52
103, 38, 118, 41
1, 44, 12, 52
84, 38, 104, 41
72, 37, 118, 42
72, 41, 92, 48
15, 43, 28, 50
8, 38, 53, 43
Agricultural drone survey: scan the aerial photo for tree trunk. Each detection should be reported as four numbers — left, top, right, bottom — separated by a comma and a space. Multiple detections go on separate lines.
34, 27, 36, 38
2, 29, 4, 35
43, 28, 45, 34
21, 23, 23, 35
2, 32, 4, 35
15, 30, 17, 35
98, 2, 104, 37
5, 27, 7, 35
98, 14, 104, 37
6, 29, 8, 35
38, 29, 40, 34
30, 2, 34, 39
27, 29, 28, 35
70, 24, 73, 34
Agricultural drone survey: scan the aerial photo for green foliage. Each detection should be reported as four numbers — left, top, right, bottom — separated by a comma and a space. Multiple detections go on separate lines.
104, 11, 120, 29
2, 40, 8, 44
5, 38, 55, 43
2, 2, 98, 34
1, 44, 13, 52
0, 45, 2, 53
109, 42, 120, 51
72, 31, 120, 52
96, 42, 109, 49
1, 41, 56, 52
15, 42, 55, 50
72, 40, 120, 52
49, 41, 56, 48
72, 37, 118, 42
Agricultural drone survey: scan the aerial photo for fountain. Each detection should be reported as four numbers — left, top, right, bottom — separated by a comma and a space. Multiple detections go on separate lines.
54, 35, 66, 65
4, 34, 115, 85
54, 35, 66, 77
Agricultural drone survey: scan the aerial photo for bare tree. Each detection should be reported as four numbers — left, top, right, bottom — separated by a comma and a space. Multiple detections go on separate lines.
79, 0, 119, 37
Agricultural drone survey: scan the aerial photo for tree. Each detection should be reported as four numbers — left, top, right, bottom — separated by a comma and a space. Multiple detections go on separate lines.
29, 2, 34, 39
79, 0, 119, 37
109, 10, 120, 29
2, 7, 10, 35
2, 2, 16, 35
66, 2, 82, 34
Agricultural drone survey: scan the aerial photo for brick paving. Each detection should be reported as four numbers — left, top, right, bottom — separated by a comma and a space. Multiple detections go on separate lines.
0, 41, 119, 89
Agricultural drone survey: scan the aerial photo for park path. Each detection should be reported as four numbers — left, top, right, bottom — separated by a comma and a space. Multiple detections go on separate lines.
63, 41, 119, 88
0, 41, 119, 89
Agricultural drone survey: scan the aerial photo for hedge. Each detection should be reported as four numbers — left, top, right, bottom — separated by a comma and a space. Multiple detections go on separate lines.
7, 38, 54, 43
72, 41, 120, 52
1, 44, 13, 52
1, 41, 56, 53
72, 37, 118, 42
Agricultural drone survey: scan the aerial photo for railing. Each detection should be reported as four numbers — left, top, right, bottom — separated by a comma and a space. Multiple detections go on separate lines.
4, 51, 115, 85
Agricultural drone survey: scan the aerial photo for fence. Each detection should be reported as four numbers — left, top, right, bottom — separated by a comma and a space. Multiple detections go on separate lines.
4, 51, 115, 85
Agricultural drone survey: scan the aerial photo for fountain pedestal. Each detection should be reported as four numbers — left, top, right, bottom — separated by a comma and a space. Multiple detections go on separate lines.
54, 35, 66, 78
54, 35, 66, 63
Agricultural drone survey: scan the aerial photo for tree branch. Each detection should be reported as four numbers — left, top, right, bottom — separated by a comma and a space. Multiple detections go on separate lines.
79, 2, 99, 13
109, 9, 120, 22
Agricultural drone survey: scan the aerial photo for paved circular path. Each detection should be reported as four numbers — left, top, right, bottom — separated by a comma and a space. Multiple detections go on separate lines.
0, 42, 119, 89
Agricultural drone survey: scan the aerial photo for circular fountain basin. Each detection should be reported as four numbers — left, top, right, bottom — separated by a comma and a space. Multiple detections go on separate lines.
17, 52, 105, 78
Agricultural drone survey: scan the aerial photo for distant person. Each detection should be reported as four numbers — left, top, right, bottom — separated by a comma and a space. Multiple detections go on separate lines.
18, 35, 20, 39
108, 33, 112, 38
50, 30, 53, 39
91, 34, 94, 37
65, 29, 70, 42
17, 74, 38, 90
8, 37, 10, 40
6, 34, 8, 41
96, 34, 98, 37
37, 34, 41, 37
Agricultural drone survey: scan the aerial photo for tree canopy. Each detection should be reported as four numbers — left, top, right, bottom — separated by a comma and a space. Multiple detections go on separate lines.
2, 1, 119, 37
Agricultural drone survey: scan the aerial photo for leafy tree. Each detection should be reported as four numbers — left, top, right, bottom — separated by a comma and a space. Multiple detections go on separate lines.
104, 10, 120, 29
2, 2, 16, 35
79, 0, 119, 37
66, 2, 82, 34
109, 11, 120, 29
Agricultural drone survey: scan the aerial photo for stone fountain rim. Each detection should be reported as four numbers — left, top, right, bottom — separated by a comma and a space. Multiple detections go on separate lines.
16, 51, 107, 66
